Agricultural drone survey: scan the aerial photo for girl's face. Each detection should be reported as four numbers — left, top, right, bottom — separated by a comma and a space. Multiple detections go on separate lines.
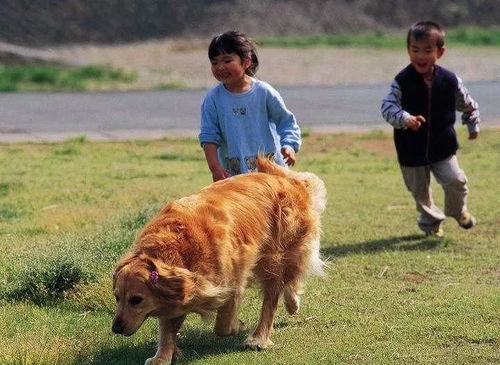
408, 36, 445, 78
210, 52, 251, 87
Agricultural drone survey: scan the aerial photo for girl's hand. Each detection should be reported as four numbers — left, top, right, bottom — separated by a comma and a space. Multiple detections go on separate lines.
405, 115, 426, 131
203, 143, 229, 181
281, 146, 296, 166
468, 131, 478, 140
210, 165, 230, 182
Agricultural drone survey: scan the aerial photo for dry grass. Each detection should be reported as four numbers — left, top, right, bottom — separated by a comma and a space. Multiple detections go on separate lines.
46, 39, 500, 90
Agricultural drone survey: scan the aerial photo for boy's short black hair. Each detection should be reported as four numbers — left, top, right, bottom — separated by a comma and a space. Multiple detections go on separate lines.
407, 21, 445, 49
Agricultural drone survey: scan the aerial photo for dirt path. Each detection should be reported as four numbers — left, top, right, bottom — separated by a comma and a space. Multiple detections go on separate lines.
47, 39, 500, 90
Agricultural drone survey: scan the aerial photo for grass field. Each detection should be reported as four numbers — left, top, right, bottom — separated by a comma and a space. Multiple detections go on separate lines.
0, 65, 137, 92
257, 27, 500, 48
0, 130, 499, 364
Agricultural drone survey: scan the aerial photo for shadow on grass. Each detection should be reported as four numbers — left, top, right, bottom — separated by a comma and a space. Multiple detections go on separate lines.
322, 234, 448, 259
77, 329, 248, 365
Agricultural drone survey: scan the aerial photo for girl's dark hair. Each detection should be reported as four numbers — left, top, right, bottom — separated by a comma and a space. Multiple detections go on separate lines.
407, 21, 445, 49
208, 31, 259, 76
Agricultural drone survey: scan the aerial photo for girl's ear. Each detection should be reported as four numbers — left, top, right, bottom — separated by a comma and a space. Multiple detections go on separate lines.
242, 56, 252, 70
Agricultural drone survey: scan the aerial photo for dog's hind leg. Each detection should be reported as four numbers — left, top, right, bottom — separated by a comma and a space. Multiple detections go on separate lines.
214, 286, 244, 336
283, 279, 302, 315
145, 315, 186, 365
245, 279, 281, 350
283, 231, 322, 315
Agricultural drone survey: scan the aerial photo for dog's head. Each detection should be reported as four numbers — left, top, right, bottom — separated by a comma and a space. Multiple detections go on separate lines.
111, 255, 190, 336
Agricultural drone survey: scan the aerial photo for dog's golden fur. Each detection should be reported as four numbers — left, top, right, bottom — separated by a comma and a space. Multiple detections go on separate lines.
112, 156, 326, 365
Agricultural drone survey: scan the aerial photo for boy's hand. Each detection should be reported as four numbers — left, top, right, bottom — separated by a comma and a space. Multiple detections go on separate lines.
468, 131, 478, 140
281, 146, 296, 166
210, 165, 230, 182
405, 115, 426, 131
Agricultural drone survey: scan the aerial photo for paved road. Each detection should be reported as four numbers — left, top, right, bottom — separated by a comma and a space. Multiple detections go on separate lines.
1, 81, 499, 143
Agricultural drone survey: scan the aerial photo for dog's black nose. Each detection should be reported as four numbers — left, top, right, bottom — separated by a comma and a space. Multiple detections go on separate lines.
112, 318, 124, 334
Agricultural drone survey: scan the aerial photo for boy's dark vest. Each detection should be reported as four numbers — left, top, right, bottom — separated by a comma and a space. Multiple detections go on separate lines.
394, 64, 458, 166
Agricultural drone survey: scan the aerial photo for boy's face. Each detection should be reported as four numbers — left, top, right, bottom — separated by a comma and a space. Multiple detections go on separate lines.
407, 35, 445, 77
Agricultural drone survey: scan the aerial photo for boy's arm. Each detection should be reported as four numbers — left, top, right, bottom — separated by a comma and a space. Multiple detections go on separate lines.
455, 76, 480, 139
381, 80, 412, 129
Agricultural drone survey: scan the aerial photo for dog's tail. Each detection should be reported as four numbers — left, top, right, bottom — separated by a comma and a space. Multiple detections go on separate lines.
257, 154, 327, 276
256, 154, 326, 215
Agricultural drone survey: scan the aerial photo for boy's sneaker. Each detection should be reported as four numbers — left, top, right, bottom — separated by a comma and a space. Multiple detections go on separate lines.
423, 221, 444, 238
456, 211, 477, 229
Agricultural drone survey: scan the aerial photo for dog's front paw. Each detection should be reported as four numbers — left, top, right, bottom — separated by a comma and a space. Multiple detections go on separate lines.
230, 319, 245, 335
245, 335, 274, 351
144, 357, 171, 365
215, 319, 244, 336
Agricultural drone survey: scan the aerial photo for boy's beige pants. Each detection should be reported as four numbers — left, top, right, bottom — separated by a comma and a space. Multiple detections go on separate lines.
400, 155, 469, 231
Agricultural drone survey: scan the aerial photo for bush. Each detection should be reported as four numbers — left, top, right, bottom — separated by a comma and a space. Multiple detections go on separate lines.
6, 258, 92, 305
29, 67, 59, 83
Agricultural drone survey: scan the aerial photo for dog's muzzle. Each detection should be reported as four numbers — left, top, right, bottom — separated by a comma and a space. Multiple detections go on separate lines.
112, 317, 126, 335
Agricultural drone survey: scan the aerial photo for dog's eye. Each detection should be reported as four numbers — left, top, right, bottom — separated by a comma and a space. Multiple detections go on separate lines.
129, 296, 143, 305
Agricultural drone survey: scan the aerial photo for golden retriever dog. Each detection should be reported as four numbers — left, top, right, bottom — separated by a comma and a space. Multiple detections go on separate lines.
111, 155, 326, 365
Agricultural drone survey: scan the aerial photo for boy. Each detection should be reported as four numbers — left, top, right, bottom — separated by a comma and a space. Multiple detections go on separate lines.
381, 21, 480, 237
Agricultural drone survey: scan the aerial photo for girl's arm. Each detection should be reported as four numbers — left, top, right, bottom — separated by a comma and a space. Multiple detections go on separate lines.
455, 76, 480, 139
203, 143, 229, 181
199, 94, 228, 181
381, 80, 413, 129
266, 87, 301, 157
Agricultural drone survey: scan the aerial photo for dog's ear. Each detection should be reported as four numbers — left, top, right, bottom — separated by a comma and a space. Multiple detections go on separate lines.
141, 256, 157, 273
150, 274, 187, 304
112, 254, 137, 288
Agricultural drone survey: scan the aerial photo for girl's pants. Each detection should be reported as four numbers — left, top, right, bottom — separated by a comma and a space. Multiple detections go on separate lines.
400, 155, 469, 231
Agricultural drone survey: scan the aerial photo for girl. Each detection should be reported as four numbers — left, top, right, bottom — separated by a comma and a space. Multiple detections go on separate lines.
199, 31, 302, 181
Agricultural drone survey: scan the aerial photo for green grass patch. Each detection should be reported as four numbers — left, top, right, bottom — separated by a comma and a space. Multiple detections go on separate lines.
0, 130, 499, 364
156, 81, 189, 90
0, 207, 25, 220
155, 152, 204, 161
0, 181, 23, 197
257, 27, 500, 48
6, 258, 92, 306
0, 65, 137, 92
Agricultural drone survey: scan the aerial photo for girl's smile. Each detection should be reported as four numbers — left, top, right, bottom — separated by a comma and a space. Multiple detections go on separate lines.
210, 53, 252, 93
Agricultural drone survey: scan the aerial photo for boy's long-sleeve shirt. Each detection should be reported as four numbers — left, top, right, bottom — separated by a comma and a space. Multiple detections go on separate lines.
381, 64, 480, 167
199, 78, 301, 176
381, 75, 480, 133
